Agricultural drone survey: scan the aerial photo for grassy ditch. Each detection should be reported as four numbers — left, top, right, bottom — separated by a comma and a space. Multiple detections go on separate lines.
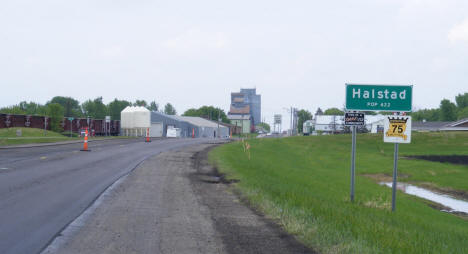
209, 132, 468, 253
0, 128, 131, 146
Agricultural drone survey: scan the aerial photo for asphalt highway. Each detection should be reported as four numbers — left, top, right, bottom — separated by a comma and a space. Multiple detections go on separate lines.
0, 138, 211, 254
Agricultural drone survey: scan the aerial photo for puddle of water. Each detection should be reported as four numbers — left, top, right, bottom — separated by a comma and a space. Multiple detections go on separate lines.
380, 182, 468, 214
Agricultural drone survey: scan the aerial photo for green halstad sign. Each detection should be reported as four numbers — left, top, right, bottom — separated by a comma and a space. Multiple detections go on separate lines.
345, 84, 413, 112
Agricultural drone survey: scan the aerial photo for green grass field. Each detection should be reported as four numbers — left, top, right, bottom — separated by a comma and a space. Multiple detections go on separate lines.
209, 132, 468, 254
0, 127, 131, 146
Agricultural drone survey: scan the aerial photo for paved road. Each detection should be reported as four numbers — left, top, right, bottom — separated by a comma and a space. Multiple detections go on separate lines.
0, 138, 214, 254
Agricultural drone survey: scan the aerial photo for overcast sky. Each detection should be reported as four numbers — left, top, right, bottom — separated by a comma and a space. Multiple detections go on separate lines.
1, 0, 468, 127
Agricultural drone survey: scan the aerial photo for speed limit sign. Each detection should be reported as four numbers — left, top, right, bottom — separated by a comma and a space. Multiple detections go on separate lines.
383, 116, 412, 143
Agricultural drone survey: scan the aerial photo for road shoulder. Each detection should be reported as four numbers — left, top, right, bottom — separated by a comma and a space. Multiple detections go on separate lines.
43, 143, 314, 254
190, 146, 315, 254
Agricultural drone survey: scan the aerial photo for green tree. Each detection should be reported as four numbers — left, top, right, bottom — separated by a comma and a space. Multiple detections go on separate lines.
48, 96, 82, 117
362, 111, 377, 115
324, 108, 344, 115
439, 99, 457, 121
455, 93, 468, 109
148, 101, 159, 111
108, 99, 131, 120
257, 122, 270, 132
46, 103, 65, 132
411, 108, 440, 121
457, 107, 468, 120
164, 103, 177, 115
315, 108, 323, 115
183, 108, 199, 116
18, 101, 47, 115
182, 106, 229, 123
297, 109, 312, 133
0, 105, 26, 114
134, 100, 148, 107
82, 97, 108, 119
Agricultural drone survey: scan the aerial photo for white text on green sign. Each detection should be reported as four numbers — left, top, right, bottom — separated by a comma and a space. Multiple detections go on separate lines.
345, 84, 412, 112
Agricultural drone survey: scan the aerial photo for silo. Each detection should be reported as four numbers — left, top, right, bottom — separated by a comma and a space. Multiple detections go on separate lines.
133, 106, 151, 136
120, 106, 133, 136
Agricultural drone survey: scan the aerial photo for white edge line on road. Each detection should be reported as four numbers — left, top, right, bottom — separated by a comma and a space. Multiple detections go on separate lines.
40, 174, 130, 254
39, 148, 160, 254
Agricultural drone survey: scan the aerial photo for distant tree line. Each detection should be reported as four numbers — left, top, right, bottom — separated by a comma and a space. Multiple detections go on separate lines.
0, 96, 178, 121
182, 106, 229, 123
411, 93, 468, 121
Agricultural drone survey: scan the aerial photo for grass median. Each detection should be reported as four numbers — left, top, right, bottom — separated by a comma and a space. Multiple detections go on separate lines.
209, 132, 468, 253
0, 127, 133, 146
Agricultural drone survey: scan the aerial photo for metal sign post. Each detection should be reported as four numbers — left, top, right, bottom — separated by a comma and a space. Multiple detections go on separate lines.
392, 143, 399, 212
383, 114, 412, 212
68, 117, 74, 137
345, 112, 364, 202
350, 125, 356, 202
44, 117, 48, 136
105, 116, 111, 136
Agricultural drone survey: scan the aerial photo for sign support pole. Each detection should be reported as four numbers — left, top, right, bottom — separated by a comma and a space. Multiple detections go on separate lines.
392, 143, 399, 212
350, 125, 356, 202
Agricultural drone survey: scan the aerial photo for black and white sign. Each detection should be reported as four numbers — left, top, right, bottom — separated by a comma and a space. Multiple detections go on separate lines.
344, 112, 365, 126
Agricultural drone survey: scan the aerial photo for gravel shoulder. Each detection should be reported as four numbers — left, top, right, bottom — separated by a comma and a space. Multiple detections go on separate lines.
43, 143, 314, 254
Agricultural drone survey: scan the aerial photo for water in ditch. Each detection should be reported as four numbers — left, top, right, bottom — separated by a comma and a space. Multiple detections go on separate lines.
380, 182, 468, 214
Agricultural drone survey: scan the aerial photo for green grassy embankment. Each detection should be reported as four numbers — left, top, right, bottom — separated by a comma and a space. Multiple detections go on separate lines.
0, 128, 131, 146
209, 132, 468, 254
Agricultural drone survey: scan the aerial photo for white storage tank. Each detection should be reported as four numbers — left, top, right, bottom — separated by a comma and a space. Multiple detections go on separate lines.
120, 106, 151, 136
133, 106, 150, 128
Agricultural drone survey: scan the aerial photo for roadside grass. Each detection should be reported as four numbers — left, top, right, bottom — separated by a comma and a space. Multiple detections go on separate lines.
209, 132, 468, 254
0, 127, 133, 146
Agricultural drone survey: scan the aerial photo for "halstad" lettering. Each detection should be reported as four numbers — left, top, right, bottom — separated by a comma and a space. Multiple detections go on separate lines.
352, 88, 406, 100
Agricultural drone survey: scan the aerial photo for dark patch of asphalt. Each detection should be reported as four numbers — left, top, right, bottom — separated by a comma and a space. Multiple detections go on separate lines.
190, 146, 316, 254
0, 138, 215, 254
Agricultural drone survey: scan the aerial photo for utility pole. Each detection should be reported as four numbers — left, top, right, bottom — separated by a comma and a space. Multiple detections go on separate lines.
290, 107, 293, 136
217, 109, 220, 138
241, 113, 244, 138
44, 117, 48, 136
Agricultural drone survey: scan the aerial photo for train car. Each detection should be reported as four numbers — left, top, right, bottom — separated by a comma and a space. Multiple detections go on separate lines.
0, 113, 120, 136
111, 120, 120, 135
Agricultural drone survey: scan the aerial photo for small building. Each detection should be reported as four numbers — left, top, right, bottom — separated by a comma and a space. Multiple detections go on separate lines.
175, 116, 229, 138
214, 121, 241, 136
364, 115, 387, 133
151, 111, 230, 138
228, 114, 251, 134
412, 118, 468, 131
150, 111, 194, 138
303, 120, 315, 135
314, 115, 345, 133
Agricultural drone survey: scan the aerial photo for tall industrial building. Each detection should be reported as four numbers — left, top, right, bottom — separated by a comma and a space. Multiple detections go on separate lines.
228, 88, 261, 126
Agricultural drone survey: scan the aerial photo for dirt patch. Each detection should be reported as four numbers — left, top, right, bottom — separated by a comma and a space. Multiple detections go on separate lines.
406, 155, 468, 165
190, 146, 316, 254
425, 200, 468, 220
361, 173, 410, 182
